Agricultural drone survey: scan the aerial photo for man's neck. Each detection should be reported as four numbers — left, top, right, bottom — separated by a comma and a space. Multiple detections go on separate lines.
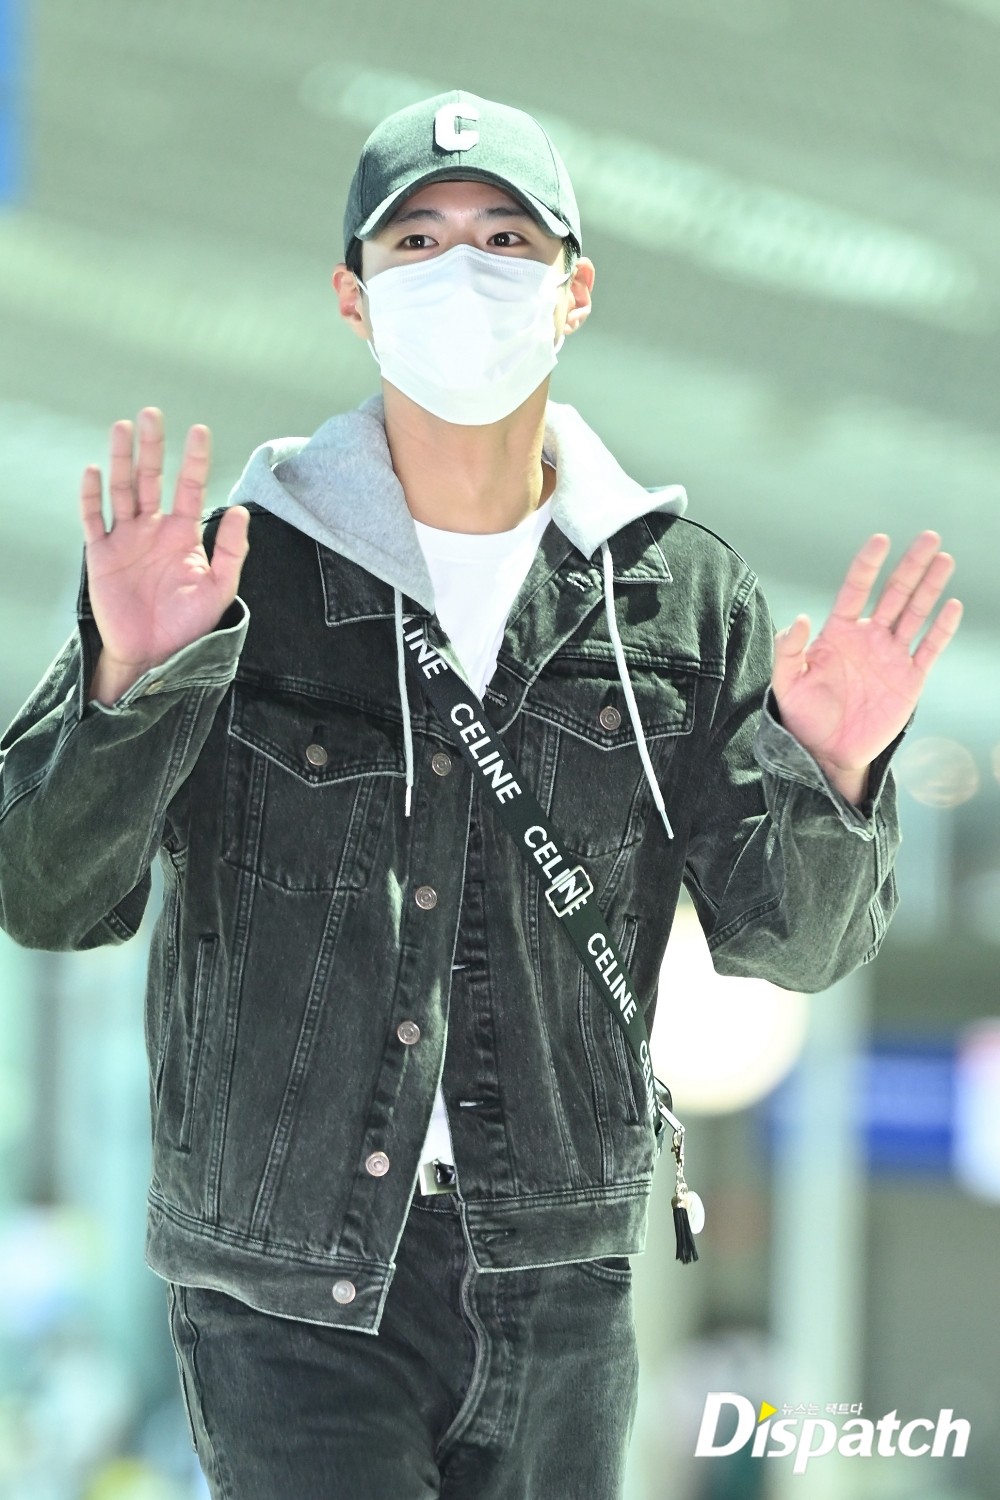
382, 381, 556, 535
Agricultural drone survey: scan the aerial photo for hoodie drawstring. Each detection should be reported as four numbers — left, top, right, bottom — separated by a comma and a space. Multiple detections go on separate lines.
393, 589, 415, 818
394, 560, 673, 840
600, 542, 675, 841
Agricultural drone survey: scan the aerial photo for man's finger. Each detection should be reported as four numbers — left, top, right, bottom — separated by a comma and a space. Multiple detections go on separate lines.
870, 530, 942, 630
108, 420, 136, 523
172, 424, 212, 519
771, 614, 811, 698
135, 407, 165, 514
891, 551, 955, 647
828, 534, 891, 623
912, 597, 963, 675
774, 614, 811, 656
80, 465, 106, 547
209, 505, 252, 598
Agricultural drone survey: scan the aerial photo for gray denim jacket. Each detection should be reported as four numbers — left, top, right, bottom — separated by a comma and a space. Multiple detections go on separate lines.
0, 396, 901, 1333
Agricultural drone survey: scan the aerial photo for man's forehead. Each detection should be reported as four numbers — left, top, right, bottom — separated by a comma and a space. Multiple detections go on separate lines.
388, 179, 523, 217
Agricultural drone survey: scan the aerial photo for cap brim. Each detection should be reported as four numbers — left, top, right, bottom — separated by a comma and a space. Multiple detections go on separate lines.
355, 168, 571, 242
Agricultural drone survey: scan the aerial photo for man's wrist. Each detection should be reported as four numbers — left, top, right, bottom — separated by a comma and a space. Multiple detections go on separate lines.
816, 760, 870, 806
87, 651, 154, 706
762, 694, 871, 806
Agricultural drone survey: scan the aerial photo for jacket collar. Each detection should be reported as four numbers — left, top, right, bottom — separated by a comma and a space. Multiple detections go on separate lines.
229, 392, 687, 612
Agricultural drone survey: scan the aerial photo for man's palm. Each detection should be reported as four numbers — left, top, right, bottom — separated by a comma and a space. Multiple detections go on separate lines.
80, 409, 250, 675
772, 532, 963, 782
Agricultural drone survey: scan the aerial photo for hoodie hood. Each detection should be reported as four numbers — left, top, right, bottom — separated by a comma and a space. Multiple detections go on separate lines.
227, 393, 687, 613
227, 392, 688, 839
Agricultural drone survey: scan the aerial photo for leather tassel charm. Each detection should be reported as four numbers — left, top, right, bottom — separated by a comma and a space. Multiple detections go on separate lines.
660, 1094, 704, 1265
672, 1194, 699, 1264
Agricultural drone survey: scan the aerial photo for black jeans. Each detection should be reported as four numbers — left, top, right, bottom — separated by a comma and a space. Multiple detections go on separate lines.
166, 1182, 640, 1499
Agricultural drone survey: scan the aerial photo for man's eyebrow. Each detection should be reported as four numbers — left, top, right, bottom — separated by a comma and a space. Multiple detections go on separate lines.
384, 205, 534, 227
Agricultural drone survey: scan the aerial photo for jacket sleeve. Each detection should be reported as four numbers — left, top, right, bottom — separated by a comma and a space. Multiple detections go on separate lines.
0, 543, 249, 953
682, 570, 903, 993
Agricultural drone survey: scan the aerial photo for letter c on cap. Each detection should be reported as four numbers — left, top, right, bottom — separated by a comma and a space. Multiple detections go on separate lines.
435, 103, 480, 152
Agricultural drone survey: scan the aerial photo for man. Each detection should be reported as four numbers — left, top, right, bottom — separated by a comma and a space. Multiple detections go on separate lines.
0, 90, 960, 1499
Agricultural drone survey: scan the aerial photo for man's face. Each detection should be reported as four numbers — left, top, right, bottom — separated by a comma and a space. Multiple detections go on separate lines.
332, 177, 594, 344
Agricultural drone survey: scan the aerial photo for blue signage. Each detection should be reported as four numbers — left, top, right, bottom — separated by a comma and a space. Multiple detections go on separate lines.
0, 0, 22, 204
763, 1038, 957, 1177
859, 1040, 955, 1174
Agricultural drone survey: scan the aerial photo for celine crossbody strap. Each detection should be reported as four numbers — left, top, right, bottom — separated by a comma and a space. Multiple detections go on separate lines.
402, 616, 703, 1263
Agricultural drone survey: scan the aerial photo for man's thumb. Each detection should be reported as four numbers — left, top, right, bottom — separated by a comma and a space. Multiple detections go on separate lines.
209, 505, 251, 596
771, 614, 811, 694
774, 613, 811, 653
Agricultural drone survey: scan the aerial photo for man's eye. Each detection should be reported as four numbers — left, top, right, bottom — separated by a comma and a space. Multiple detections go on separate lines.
400, 234, 432, 250
489, 232, 520, 248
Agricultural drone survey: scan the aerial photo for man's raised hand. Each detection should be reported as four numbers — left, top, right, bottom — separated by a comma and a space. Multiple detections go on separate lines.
80, 408, 250, 703
770, 531, 963, 804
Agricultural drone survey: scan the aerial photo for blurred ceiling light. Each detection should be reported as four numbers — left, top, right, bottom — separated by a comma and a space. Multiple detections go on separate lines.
651, 904, 808, 1115
895, 736, 981, 807
954, 1020, 1000, 1201
300, 64, 982, 327
941, 0, 1000, 22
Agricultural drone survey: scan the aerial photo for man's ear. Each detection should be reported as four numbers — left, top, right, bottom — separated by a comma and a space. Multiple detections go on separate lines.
332, 263, 372, 340
564, 257, 596, 335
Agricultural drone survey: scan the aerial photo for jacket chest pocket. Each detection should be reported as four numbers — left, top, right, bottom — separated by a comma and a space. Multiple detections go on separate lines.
520, 659, 696, 858
221, 686, 401, 892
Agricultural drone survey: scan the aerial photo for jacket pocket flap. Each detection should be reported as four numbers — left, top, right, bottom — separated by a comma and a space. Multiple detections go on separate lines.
521, 660, 695, 749
228, 688, 403, 785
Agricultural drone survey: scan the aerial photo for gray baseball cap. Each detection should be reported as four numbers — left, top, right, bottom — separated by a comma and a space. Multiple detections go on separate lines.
342, 90, 581, 263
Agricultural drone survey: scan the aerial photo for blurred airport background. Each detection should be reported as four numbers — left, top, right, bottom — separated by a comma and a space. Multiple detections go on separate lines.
0, 0, 998, 1495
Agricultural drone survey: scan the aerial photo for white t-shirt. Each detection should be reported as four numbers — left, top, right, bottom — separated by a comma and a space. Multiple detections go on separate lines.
412, 494, 554, 1169
413, 497, 554, 696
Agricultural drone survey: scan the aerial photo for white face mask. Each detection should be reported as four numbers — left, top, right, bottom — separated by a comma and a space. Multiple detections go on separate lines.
356, 243, 572, 426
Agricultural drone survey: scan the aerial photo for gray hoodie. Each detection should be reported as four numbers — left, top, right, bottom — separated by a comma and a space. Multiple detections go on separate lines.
228, 392, 689, 834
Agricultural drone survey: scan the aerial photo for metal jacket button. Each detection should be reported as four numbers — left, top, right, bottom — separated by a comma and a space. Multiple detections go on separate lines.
331, 1279, 356, 1304
599, 705, 622, 731
365, 1151, 390, 1177
431, 752, 452, 776
414, 885, 438, 910
305, 743, 328, 767
397, 1020, 421, 1045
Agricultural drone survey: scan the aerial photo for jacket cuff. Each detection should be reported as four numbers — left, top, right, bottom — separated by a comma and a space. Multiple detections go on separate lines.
752, 688, 907, 839
77, 596, 250, 720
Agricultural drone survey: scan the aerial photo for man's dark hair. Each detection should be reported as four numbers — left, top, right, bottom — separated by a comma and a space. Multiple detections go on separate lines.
346, 235, 579, 284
